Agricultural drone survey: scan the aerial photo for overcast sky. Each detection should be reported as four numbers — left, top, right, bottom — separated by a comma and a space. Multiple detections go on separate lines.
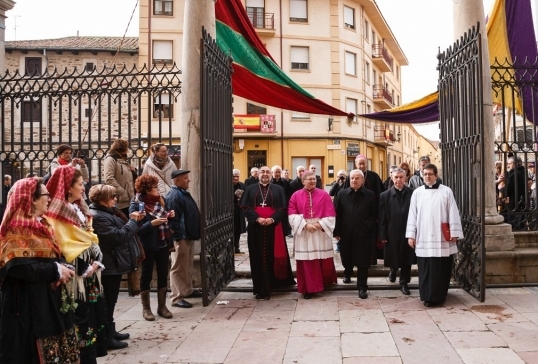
4, 0, 522, 141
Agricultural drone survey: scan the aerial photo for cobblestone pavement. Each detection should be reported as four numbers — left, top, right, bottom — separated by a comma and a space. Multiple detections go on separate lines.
99, 287, 538, 364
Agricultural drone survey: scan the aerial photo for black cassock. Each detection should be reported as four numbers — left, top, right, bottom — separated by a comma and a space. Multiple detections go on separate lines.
334, 187, 378, 268
271, 177, 292, 235
239, 183, 295, 296
378, 186, 417, 268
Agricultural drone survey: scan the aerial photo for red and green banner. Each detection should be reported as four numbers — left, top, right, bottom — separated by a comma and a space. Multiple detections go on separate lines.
215, 0, 351, 117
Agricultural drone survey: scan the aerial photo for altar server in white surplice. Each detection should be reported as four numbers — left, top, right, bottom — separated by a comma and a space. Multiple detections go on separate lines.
406, 163, 464, 308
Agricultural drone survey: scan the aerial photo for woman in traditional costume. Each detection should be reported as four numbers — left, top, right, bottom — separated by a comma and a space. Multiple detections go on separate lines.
47, 165, 107, 363
0, 177, 80, 363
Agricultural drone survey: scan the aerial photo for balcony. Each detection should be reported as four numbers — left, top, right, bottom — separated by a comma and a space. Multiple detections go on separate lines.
247, 7, 276, 37
373, 84, 393, 109
374, 126, 395, 146
372, 43, 393, 72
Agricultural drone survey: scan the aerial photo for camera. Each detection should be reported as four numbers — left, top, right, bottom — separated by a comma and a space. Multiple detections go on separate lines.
339, 176, 346, 181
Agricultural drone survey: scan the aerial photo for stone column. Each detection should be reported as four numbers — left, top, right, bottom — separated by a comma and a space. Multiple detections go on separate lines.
454, 0, 514, 251
181, 0, 216, 283
0, 0, 15, 205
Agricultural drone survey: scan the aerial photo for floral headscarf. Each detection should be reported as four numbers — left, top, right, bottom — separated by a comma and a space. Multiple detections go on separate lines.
0, 177, 60, 275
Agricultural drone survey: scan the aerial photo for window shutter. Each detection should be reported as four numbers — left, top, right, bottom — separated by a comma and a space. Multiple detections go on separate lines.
153, 40, 173, 61
345, 52, 356, 75
344, 6, 354, 28
246, 0, 264, 7
290, 0, 307, 19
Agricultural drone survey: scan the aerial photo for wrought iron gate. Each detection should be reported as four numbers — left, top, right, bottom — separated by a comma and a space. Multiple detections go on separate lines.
0, 63, 182, 188
438, 24, 486, 302
199, 28, 235, 306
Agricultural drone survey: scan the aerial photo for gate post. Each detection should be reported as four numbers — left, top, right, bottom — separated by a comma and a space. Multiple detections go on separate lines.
181, 0, 217, 283
453, 0, 514, 251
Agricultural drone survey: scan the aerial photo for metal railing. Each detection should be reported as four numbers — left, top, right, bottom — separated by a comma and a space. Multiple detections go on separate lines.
246, 8, 275, 30
373, 84, 393, 105
372, 43, 393, 70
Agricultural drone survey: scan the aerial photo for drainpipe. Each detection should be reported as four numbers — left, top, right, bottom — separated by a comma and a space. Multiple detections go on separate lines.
279, 0, 284, 166
148, 0, 152, 67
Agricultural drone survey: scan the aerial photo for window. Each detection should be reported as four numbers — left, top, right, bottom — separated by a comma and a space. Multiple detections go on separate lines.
365, 62, 370, 84
154, 0, 173, 16
397, 95, 400, 106
25, 57, 42, 77
364, 19, 369, 40
290, 0, 307, 22
345, 51, 356, 75
247, 102, 267, 114
346, 98, 357, 116
396, 65, 400, 80
152, 40, 173, 64
290, 46, 309, 70
291, 111, 310, 119
366, 104, 371, 114
343, 6, 355, 29
21, 99, 42, 123
373, 70, 377, 86
153, 93, 174, 119
372, 30, 376, 45
246, 0, 265, 28
85, 62, 95, 73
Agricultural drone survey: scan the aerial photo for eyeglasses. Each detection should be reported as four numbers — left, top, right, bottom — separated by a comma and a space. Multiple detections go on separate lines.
423, 173, 436, 176
304, 178, 317, 181
112, 194, 118, 199
310, 167, 316, 170
151, 186, 159, 189
40, 193, 49, 197
259, 170, 271, 174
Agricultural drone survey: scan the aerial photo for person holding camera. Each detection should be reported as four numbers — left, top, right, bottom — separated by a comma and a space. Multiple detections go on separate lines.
329, 169, 347, 197
49, 144, 89, 181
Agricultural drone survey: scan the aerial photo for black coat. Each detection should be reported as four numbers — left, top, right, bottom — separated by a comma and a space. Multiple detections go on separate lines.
89, 203, 140, 275
233, 181, 247, 234
245, 176, 258, 186
506, 166, 526, 210
334, 187, 377, 268
378, 186, 417, 267
289, 176, 303, 196
271, 178, 291, 201
344, 170, 385, 198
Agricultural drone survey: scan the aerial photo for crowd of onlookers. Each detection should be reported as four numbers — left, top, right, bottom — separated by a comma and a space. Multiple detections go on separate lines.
0, 139, 202, 363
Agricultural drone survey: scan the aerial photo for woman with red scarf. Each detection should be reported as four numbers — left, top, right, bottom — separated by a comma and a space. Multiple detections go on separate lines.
49, 144, 89, 180
46, 165, 108, 363
0, 177, 79, 363
141, 143, 176, 196
130, 174, 175, 321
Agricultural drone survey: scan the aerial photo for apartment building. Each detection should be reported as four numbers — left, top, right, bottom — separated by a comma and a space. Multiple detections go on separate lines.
140, 0, 430, 184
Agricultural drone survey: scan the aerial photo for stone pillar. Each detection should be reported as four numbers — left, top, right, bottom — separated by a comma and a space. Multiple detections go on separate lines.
181, 0, 216, 285
0, 0, 15, 205
454, 0, 514, 251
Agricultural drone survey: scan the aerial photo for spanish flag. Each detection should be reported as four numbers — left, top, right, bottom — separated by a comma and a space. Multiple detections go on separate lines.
215, 0, 351, 118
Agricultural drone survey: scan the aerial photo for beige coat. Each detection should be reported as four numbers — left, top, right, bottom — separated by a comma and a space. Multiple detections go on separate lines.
103, 155, 135, 209
142, 157, 176, 196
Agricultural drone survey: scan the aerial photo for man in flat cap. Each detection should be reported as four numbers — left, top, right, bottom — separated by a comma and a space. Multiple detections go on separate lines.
165, 169, 201, 308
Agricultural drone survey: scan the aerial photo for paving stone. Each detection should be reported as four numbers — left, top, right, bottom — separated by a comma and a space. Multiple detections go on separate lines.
456, 348, 525, 364
242, 310, 295, 332
339, 309, 389, 333
223, 331, 289, 364
294, 296, 339, 321
341, 332, 398, 357
343, 357, 402, 364
97, 334, 182, 364
290, 320, 340, 337
431, 310, 489, 332
444, 331, 508, 349
283, 336, 341, 364
385, 310, 435, 325
517, 351, 538, 363
496, 293, 538, 313
167, 307, 253, 363
390, 323, 463, 364
337, 295, 381, 310
378, 296, 424, 313
488, 321, 538, 352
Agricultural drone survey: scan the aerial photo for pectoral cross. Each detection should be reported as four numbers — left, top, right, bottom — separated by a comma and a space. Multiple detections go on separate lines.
260, 201, 267, 207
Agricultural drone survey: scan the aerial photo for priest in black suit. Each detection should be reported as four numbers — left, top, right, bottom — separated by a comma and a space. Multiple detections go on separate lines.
379, 168, 416, 295
240, 166, 295, 299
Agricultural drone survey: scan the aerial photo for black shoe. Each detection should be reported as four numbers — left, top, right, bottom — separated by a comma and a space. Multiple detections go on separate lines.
110, 322, 129, 341
185, 290, 203, 298
358, 290, 368, 299
400, 285, 410, 296
235, 248, 244, 254
388, 269, 396, 283
172, 299, 193, 308
255, 293, 270, 300
343, 277, 351, 284
424, 301, 443, 308
107, 332, 128, 350
303, 292, 312, 299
